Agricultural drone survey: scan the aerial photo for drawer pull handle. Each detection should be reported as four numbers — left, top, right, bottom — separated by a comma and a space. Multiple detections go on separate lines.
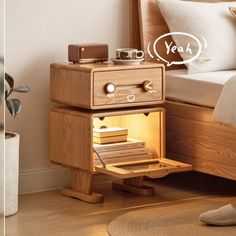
104, 83, 116, 94
143, 80, 153, 91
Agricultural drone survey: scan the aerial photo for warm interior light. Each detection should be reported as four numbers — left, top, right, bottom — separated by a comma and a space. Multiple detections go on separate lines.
93, 111, 164, 159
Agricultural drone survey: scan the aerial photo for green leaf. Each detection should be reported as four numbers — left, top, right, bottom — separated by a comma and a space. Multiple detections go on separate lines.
6, 99, 21, 118
13, 86, 30, 93
5, 73, 14, 90
4, 83, 9, 98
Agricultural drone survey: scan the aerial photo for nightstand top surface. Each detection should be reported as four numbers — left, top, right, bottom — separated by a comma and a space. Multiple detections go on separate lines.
50, 61, 164, 72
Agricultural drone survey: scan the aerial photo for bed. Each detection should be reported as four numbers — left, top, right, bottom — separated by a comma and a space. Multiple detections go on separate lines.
131, 0, 236, 180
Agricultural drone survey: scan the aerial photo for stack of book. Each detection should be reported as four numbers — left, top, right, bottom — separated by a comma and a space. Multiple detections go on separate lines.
93, 137, 153, 166
93, 127, 128, 144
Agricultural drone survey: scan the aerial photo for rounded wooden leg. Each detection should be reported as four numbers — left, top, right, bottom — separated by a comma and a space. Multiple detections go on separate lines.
61, 169, 103, 203
61, 187, 103, 203
112, 177, 155, 196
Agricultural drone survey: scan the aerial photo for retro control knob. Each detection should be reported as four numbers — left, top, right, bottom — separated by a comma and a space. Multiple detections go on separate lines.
104, 83, 116, 94
143, 80, 153, 91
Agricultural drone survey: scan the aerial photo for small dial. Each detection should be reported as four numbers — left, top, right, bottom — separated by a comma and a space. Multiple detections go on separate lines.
143, 80, 153, 91
104, 83, 116, 94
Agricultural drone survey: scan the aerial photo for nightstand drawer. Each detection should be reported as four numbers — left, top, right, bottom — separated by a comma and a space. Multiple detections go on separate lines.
93, 68, 163, 107
50, 63, 165, 110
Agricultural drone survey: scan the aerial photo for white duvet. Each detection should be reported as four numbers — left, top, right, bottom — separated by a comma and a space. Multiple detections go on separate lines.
213, 75, 236, 127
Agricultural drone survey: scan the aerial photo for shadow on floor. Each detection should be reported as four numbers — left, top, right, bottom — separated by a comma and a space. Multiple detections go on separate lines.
151, 171, 236, 196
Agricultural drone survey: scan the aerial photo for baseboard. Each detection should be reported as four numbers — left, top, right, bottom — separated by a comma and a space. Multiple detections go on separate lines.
19, 166, 116, 194
19, 166, 71, 194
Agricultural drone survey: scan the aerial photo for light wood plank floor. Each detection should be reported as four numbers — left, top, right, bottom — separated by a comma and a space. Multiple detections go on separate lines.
6, 172, 236, 236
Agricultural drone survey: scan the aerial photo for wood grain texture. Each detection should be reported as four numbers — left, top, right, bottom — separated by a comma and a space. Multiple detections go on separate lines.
110, 159, 161, 167
71, 169, 93, 194
50, 61, 164, 72
6, 172, 236, 235
51, 106, 191, 181
51, 62, 165, 109
112, 179, 155, 196
92, 107, 166, 169
93, 68, 164, 107
95, 158, 191, 179
51, 107, 165, 168
61, 169, 104, 203
91, 106, 165, 118
124, 177, 144, 187
169, 153, 236, 181
50, 108, 93, 171
130, 0, 141, 49
94, 155, 152, 167
50, 64, 92, 108
61, 188, 103, 204
165, 101, 236, 181
119, 111, 164, 159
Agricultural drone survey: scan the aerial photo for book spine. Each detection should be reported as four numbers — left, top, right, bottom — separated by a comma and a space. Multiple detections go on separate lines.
93, 130, 128, 138
93, 135, 127, 144
94, 142, 144, 152
99, 148, 147, 159
94, 153, 152, 166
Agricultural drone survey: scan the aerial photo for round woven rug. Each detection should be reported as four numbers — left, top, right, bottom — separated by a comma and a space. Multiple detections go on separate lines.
108, 199, 236, 236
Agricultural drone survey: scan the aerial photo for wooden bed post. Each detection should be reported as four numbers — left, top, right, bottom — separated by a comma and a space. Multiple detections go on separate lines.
130, 0, 141, 49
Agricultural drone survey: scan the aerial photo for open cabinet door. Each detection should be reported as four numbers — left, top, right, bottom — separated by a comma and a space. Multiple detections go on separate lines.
95, 158, 192, 179
94, 108, 192, 179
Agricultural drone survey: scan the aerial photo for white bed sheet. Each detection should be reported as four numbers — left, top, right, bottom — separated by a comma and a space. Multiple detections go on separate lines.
166, 69, 236, 107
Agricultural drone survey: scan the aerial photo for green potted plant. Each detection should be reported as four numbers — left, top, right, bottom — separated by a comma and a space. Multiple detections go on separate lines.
5, 73, 30, 216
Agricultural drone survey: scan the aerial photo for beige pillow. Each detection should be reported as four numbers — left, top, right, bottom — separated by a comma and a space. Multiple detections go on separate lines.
230, 7, 236, 17
157, 0, 236, 74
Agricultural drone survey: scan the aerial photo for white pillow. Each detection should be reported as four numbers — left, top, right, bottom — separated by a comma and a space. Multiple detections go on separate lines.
157, 0, 236, 74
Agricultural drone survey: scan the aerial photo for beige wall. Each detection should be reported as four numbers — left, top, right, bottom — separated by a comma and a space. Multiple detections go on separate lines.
5, 0, 130, 187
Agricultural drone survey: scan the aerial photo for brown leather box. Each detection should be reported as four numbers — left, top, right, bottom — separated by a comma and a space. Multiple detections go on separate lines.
68, 43, 108, 63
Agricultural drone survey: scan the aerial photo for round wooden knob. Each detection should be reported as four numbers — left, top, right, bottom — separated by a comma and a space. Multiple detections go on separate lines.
104, 83, 116, 94
143, 80, 153, 91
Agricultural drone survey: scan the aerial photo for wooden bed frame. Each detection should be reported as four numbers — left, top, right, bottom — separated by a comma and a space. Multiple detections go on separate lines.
131, 0, 236, 181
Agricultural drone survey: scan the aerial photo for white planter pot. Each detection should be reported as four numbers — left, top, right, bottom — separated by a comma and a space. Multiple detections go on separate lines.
5, 132, 20, 216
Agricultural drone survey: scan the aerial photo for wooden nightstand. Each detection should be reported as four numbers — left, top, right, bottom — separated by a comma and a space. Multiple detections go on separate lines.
50, 62, 192, 203
50, 62, 165, 109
